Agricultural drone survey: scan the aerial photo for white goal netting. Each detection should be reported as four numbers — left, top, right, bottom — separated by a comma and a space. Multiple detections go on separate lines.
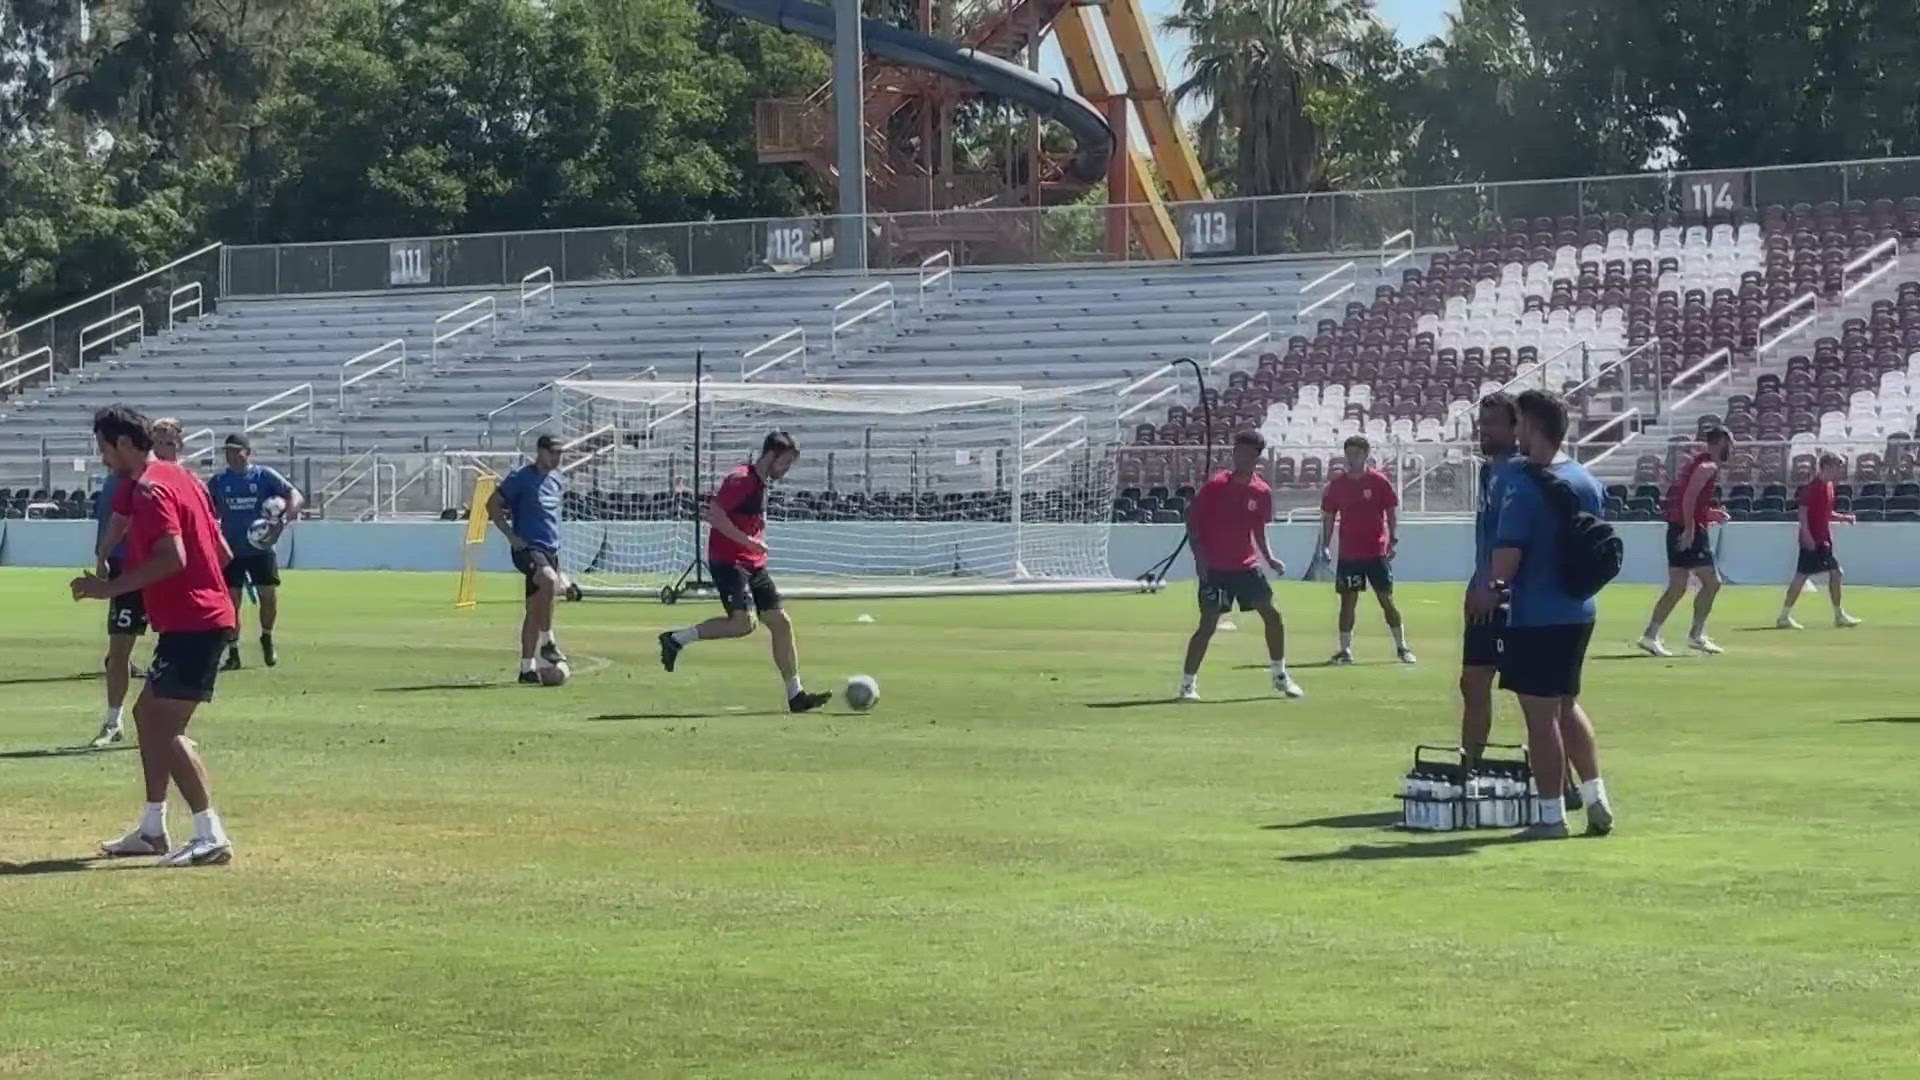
549, 379, 1142, 598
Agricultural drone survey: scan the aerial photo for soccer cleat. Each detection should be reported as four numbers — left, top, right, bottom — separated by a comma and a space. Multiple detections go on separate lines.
1835, 612, 1862, 628
220, 649, 242, 672
1585, 800, 1615, 837
1634, 635, 1672, 658
1176, 686, 1201, 702
517, 670, 542, 685
1563, 783, 1583, 812
1516, 820, 1569, 840
1396, 646, 1418, 664
100, 829, 169, 858
1328, 649, 1354, 665
657, 631, 683, 673
1687, 634, 1724, 655
260, 633, 277, 667
1273, 673, 1305, 699
788, 689, 832, 713
538, 641, 567, 667
1777, 615, 1804, 630
158, 836, 233, 868
89, 719, 124, 749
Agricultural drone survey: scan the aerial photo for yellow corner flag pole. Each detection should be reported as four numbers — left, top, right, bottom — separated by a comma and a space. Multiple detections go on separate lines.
455, 474, 499, 610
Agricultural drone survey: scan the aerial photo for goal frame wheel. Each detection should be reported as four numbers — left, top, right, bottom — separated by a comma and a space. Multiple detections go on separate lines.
659, 585, 679, 605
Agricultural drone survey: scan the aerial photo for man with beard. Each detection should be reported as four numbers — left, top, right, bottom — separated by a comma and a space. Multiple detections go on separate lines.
1638, 426, 1733, 656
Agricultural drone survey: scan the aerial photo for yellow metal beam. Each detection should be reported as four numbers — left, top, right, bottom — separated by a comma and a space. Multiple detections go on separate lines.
1054, 4, 1178, 260
1099, 0, 1210, 202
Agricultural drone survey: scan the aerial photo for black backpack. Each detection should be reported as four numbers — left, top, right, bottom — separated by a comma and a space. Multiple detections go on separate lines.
1525, 462, 1622, 600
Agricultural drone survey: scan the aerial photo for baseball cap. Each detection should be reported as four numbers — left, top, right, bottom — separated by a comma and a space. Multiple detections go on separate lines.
224, 433, 251, 450
535, 434, 561, 452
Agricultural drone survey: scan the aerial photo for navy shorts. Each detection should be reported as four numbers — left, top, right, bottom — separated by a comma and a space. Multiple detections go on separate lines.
1199, 568, 1272, 613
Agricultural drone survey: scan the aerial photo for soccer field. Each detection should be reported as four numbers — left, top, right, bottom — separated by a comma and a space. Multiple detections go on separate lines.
4, 568, 1917, 1078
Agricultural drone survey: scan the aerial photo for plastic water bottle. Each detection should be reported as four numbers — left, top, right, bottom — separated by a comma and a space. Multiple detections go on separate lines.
1401, 772, 1420, 830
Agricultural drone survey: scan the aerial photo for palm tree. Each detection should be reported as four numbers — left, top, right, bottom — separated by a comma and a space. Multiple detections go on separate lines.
1164, 0, 1380, 198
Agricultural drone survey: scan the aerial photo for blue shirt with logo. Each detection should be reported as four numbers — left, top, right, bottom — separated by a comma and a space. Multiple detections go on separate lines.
1471, 450, 1523, 590
498, 464, 565, 554
207, 465, 294, 548
94, 475, 126, 560
1490, 455, 1606, 627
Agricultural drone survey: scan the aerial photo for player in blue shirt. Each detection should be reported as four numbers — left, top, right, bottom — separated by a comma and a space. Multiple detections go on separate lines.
1460, 392, 1519, 765
206, 433, 302, 670
88, 417, 187, 746
487, 434, 569, 684
1469, 389, 1614, 839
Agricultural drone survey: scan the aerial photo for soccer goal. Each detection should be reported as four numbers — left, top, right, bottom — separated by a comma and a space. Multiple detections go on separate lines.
549, 379, 1148, 600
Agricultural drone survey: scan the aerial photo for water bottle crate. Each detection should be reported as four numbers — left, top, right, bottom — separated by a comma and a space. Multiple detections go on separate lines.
1397, 743, 1540, 832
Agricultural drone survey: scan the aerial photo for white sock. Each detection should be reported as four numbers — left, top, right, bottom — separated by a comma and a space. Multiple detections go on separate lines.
1535, 796, 1566, 825
193, 808, 227, 844
1779, 605, 1794, 619
1689, 623, 1707, 639
1268, 660, 1288, 680
104, 705, 125, 726
1338, 631, 1353, 651
139, 802, 166, 835
538, 630, 555, 648
1578, 778, 1608, 808
520, 657, 536, 674
784, 676, 803, 698
1389, 625, 1407, 649
1180, 673, 1198, 692
672, 627, 699, 645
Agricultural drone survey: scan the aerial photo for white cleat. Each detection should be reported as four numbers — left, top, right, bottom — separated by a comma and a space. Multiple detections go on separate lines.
1176, 686, 1201, 702
1776, 615, 1804, 630
158, 836, 233, 868
1835, 613, 1862, 628
1688, 634, 1724, 655
1585, 800, 1615, 837
88, 720, 124, 748
1396, 647, 1418, 664
99, 829, 169, 858
1635, 635, 1673, 657
1273, 673, 1305, 699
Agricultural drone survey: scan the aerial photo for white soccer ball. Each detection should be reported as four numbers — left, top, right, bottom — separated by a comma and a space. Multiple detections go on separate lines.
537, 661, 570, 687
845, 674, 879, 711
246, 518, 274, 549
261, 495, 288, 521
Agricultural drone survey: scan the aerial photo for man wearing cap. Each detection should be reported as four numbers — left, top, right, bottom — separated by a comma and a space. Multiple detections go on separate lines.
488, 434, 569, 683
206, 433, 303, 669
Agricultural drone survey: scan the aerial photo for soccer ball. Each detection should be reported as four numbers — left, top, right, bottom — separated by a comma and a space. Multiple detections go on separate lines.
246, 518, 274, 549
537, 661, 570, 687
845, 674, 879, 711
261, 496, 288, 521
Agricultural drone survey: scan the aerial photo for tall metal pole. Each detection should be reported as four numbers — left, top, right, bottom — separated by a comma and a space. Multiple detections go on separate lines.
833, 0, 869, 269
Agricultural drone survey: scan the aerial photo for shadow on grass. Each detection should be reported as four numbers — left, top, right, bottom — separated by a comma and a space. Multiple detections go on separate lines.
375, 683, 506, 693
1262, 811, 1401, 831
1589, 652, 1656, 661
0, 856, 150, 876
590, 711, 787, 721
0, 671, 102, 686
0, 745, 136, 761
1838, 716, 1920, 725
1083, 696, 1272, 709
1234, 660, 1399, 670
1282, 833, 1532, 862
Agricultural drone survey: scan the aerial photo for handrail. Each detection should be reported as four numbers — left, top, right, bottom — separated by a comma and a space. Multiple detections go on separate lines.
339, 338, 408, 412
1658, 347, 1734, 421
520, 266, 555, 323
181, 427, 218, 466
77, 306, 145, 375
743, 326, 806, 380
0, 241, 218, 357
918, 250, 954, 308
1841, 238, 1899, 300
243, 383, 315, 435
1577, 408, 1641, 465
1299, 260, 1357, 318
1564, 338, 1657, 402
830, 280, 896, 357
561, 423, 615, 451
168, 283, 203, 332
1439, 339, 1588, 438
515, 370, 657, 447
317, 445, 383, 504
431, 295, 497, 368
1380, 229, 1415, 271
485, 361, 595, 447
1206, 311, 1272, 371
0, 347, 53, 397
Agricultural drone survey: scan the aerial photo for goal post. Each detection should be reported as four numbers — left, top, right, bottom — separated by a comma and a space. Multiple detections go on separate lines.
550, 379, 1149, 599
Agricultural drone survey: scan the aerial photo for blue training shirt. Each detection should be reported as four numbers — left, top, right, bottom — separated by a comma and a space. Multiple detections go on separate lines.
498, 463, 565, 554
1490, 455, 1606, 627
1470, 450, 1523, 590
94, 475, 126, 561
207, 465, 294, 548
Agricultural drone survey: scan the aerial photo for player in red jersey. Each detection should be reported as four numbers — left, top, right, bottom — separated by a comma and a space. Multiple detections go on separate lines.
1179, 430, 1303, 701
1778, 453, 1862, 629
657, 431, 832, 712
1317, 436, 1413, 664
1638, 426, 1733, 656
71, 406, 239, 867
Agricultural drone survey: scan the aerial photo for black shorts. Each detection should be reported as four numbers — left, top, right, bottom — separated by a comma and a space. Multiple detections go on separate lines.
711, 561, 782, 614
224, 548, 281, 588
512, 546, 559, 597
1461, 605, 1508, 668
1198, 567, 1273, 613
1498, 623, 1595, 699
1665, 522, 1714, 569
1335, 557, 1393, 595
1796, 543, 1839, 576
147, 629, 229, 704
105, 558, 149, 637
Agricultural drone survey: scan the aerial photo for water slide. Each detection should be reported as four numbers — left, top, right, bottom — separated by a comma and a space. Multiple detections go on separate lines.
713, 0, 1113, 185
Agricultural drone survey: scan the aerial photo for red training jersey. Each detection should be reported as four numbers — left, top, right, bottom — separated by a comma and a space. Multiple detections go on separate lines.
1664, 452, 1720, 524
1799, 478, 1835, 545
111, 459, 236, 633
707, 463, 769, 570
1188, 470, 1272, 571
1320, 468, 1397, 559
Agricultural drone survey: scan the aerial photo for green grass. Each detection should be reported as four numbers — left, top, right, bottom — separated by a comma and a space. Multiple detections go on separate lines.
3, 567, 1918, 1078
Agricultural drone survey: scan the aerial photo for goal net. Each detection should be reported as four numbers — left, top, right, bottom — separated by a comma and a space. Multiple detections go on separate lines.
549, 379, 1141, 599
